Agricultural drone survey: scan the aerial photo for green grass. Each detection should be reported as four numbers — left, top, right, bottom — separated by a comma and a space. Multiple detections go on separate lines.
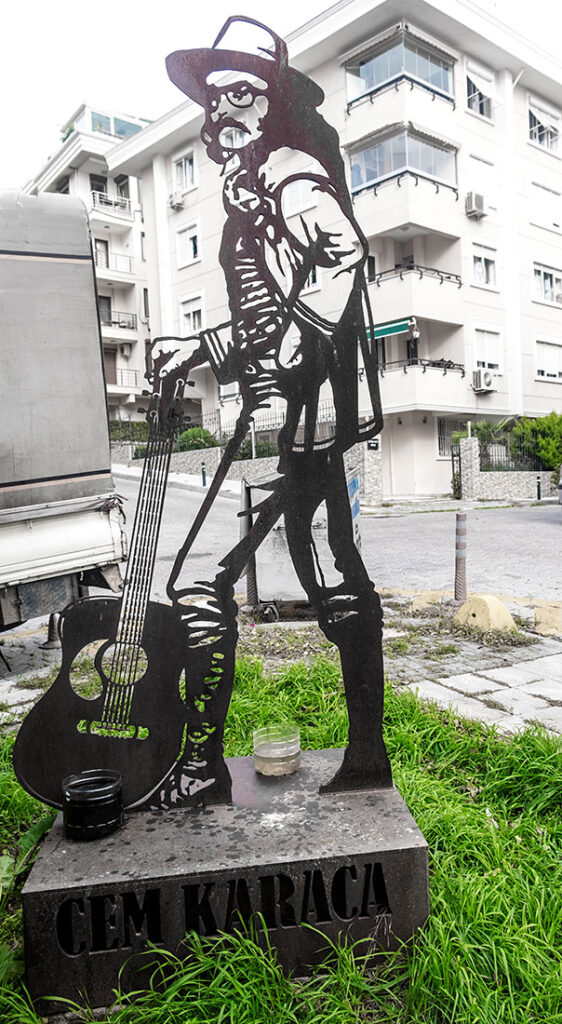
0, 656, 560, 1023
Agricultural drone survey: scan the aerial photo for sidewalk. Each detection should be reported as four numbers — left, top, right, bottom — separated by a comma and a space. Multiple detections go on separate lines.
113, 463, 558, 516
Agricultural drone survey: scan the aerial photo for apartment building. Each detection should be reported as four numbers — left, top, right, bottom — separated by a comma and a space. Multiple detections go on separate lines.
107, 0, 562, 496
25, 104, 151, 422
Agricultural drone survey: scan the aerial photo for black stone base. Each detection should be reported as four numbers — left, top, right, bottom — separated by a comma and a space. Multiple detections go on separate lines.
22, 749, 429, 1013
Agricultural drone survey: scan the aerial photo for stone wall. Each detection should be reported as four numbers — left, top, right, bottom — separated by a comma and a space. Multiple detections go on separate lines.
459, 437, 556, 500
113, 440, 383, 506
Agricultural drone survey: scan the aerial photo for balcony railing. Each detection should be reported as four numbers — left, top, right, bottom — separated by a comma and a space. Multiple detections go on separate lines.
115, 368, 141, 388
91, 191, 132, 217
100, 310, 137, 330
371, 264, 462, 287
94, 251, 134, 274
378, 357, 465, 377
353, 169, 459, 200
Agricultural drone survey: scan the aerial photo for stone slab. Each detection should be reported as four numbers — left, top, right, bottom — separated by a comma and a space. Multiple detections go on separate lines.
485, 688, 549, 717
438, 673, 500, 696
407, 681, 526, 733
514, 679, 562, 701
22, 749, 429, 1013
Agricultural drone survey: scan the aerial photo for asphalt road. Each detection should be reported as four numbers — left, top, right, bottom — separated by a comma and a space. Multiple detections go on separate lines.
116, 477, 561, 605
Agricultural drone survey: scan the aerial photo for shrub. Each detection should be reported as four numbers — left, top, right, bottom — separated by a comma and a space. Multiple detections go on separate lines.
510, 412, 562, 474
178, 427, 219, 451
234, 438, 278, 461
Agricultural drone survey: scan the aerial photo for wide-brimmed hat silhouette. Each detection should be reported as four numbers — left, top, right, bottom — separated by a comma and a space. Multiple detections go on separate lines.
166, 15, 323, 108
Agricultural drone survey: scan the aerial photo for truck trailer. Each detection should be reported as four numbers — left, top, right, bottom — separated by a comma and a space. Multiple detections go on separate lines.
0, 191, 127, 628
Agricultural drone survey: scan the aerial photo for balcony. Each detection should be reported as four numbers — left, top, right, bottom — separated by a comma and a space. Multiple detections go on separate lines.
364, 359, 469, 414
369, 264, 463, 326
89, 191, 133, 233
352, 172, 462, 241
94, 250, 135, 284
100, 310, 138, 344
105, 368, 143, 396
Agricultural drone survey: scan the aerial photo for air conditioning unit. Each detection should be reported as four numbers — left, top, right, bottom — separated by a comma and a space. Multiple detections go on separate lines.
168, 191, 185, 210
472, 369, 496, 393
465, 192, 487, 218
120, 342, 133, 359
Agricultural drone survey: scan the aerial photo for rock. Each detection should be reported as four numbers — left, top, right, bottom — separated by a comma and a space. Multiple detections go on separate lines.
534, 604, 562, 636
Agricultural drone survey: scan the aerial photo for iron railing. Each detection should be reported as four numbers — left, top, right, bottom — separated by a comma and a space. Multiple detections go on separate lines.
479, 442, 544, 472
100, 310, 138, 330
113, 368, 141, 389
90, 191, 132, 217
95, 251, 134, 274
353, 169, 459, 200
372, 264, 462, 287
378, 357, 465, 376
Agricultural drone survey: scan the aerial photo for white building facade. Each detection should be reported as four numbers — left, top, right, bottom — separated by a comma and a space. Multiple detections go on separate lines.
25, 104, 152, 422
107, 0, 562, 496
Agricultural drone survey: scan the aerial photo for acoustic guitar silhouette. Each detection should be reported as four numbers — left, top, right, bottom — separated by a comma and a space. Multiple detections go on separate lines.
13, 385, 189, 810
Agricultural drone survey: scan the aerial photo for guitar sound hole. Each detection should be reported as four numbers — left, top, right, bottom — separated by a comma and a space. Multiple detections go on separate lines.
69, 646, 104, 701
102, 644, 148, 686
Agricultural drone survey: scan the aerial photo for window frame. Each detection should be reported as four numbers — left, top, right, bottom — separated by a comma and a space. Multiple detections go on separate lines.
302, 265, 320, 294
465, 59, 494, 122
535, 336, 562, 382
350, 128, 457, 194
528, 95, 560, 155
533, 262, 562, 307
178, 292, 204, 336
344, 26, 455, 107
472, 243, 497, 291
173, 149, 196, 194
176, 221, 200, 269
473, 323, 502, 375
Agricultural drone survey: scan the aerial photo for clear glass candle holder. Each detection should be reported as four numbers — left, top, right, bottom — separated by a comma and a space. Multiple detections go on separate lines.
253, 724, 301, 776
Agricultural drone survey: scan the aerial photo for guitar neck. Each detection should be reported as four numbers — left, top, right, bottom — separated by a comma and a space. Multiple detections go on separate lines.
116, 419, 175, 646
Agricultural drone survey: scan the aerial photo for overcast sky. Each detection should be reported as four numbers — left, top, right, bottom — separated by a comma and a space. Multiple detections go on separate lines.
2, 0, 560, 190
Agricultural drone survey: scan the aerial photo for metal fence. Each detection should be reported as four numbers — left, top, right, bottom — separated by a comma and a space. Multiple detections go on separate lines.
479, 441, 544, 472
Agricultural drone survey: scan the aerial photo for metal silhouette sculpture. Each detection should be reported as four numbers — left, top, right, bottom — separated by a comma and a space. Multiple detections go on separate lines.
14, 16, 392, 812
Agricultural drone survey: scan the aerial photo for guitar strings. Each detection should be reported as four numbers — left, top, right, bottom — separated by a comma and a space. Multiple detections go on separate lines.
115, 427, 170, 724
103, 420, 165, 724
107, 420, 174, 727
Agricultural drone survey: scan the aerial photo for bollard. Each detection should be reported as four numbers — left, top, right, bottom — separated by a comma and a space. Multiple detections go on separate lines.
536, 474, 541, 501
454, 511, 467, 603
201, 460, 206, 487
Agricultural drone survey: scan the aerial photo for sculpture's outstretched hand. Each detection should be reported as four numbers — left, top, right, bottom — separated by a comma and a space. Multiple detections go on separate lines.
147, 336, 207, 427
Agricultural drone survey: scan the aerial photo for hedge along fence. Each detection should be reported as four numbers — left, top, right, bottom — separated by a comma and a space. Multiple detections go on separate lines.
459, 438, 557, 500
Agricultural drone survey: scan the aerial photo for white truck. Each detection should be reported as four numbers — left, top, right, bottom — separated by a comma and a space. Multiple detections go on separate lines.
0, 191, 127, 628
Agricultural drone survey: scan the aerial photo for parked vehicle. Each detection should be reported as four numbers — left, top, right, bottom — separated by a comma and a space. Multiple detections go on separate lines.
0, 191, 126, 628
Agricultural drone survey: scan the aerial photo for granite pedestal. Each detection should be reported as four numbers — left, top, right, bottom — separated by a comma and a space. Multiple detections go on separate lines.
22, 749, 429, 1012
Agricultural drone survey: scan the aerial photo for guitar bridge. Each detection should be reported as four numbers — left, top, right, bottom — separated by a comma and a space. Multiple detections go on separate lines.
77, 720, 149, 740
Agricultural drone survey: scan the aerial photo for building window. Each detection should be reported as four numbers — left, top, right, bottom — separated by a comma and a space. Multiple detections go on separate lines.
143, 288, 150, 319
221, 127, 246, 150
113, 117, 142, 140
281, 176, 318, 217
528, 98, 560, 152
175, 152, 195, 192
346, 29, 453, 103
91, 111, 111, 134
98, 295, 112, 325
94, 238, 109, 269
367, 254, 377, 281
177, 224, 199, 267
56, 176, 69, 195
115, 175, 129, 200
90, 173, 107, 196
474, 328, 501, 372
472, 244, 496, 287
464, 62, 491, 119
536, 340, 562, 380
180, 295, 203, 334
140, 232, 146, 261
350, 129, 456, 192
302, 266, 319, 292
533, 263, 562, 305
438, 418, 467, 456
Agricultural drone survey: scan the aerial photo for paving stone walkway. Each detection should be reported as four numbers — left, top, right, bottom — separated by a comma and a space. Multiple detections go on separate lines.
1, 601, 560, 737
